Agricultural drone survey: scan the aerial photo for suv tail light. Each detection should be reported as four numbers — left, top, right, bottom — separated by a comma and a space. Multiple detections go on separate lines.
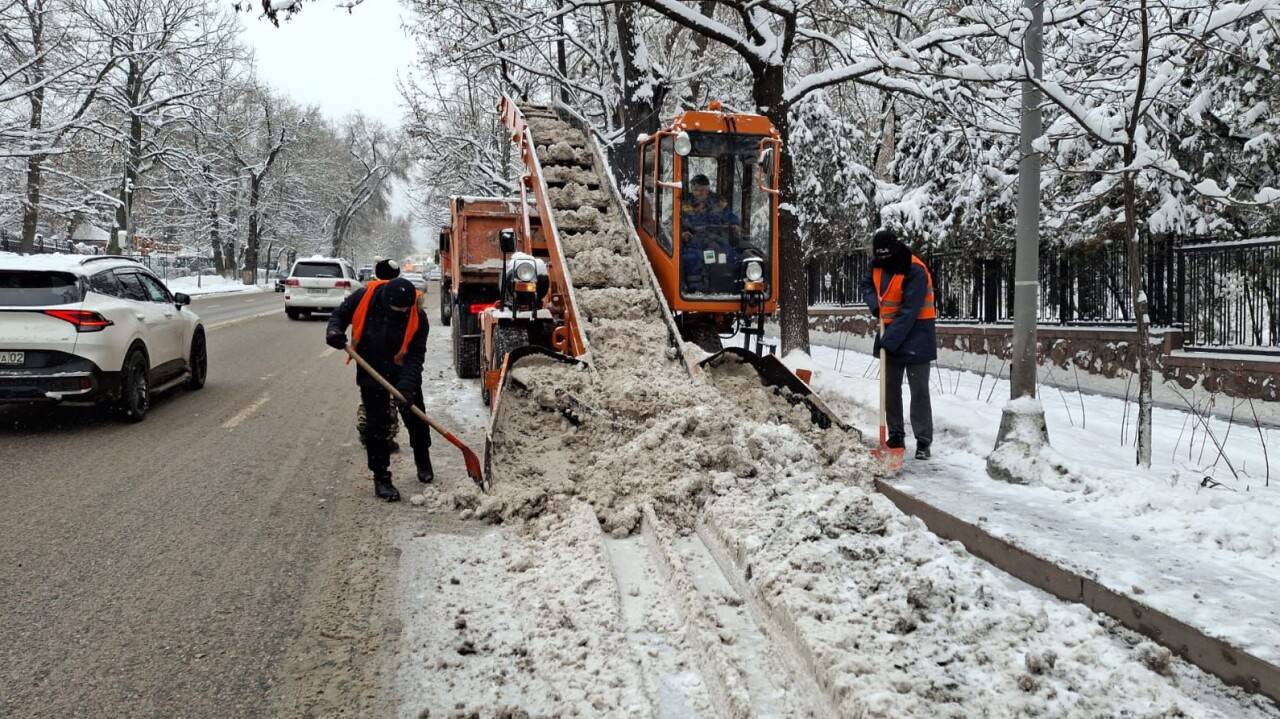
43, 309, 113, 332
334, 280, 352, 289
469, 301, 499, 314
284, 278, 300, 287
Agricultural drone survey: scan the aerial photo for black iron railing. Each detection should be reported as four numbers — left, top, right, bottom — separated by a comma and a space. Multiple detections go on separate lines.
1180, 238, 1279, 349
808, 236, 1279, 350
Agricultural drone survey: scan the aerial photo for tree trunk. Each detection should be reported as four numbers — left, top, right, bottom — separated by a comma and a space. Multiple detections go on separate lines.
614, 2, 667, 205
226, 179, 241, 278
246, 177, 262, 285
20, 92, 46, 254
555, 0, 570, 104
113, 99, 144, 253
19, 4, 45, 255
21, 154, 43, 255
755, 67, 809, 355
1123, 167, 1153, 466
685, 1, 718, 107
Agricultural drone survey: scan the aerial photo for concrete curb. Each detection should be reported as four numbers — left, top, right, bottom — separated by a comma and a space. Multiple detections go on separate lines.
875, 478, 1280, 706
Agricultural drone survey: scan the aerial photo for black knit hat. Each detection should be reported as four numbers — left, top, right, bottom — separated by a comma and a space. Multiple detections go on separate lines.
871, 228, 912, 273
374, 259, 400, 280
384, 278, 416, 308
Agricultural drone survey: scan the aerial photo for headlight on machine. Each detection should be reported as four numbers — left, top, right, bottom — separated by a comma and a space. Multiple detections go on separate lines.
514, 260, 537, 283
674, 131, 692, 157
744, 260, 764, 283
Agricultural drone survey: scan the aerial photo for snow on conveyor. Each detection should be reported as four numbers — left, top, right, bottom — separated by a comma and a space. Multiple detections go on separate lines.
394, 107, 1280, 718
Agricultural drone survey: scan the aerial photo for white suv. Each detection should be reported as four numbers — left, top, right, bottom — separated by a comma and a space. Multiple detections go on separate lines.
0, 254, 207, 421
282, 257, 361, 319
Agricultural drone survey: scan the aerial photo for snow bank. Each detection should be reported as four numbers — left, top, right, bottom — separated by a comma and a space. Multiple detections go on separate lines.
164, 274, 266, 296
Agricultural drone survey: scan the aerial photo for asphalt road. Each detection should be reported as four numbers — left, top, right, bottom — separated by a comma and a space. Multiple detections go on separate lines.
0, 285, 477, 717
187, 290, 286, 326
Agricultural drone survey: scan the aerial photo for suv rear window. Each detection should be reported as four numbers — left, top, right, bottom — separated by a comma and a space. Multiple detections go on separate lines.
292, 262, 344, 278
0, 270, 83, 306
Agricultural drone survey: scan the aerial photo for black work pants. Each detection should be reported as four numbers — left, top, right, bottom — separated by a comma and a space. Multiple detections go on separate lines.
885, 359, 933, 447
359, 384, 431, 475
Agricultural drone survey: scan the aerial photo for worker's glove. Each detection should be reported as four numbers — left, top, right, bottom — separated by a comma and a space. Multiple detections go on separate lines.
326, 331, 347, 350
390, 393, 408, 410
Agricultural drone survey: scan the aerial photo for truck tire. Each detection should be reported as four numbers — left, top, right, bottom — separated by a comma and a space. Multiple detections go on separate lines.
440, 282, 453, 327
452, 302, 481, 379
482, 324, 530, 405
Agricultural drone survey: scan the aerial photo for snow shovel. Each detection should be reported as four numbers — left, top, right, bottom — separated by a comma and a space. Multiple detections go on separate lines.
869, 321, 905, 473
343, 346, 484, 488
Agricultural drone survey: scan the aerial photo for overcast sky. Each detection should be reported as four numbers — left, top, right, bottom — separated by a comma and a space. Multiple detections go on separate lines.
238, 2, 430, 248
237, 1, 415, 129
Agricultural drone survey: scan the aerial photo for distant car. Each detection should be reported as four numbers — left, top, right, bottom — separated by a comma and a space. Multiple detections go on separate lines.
0, 254, 207, 421
357, 266, 374, 282
282, 257, 362, 320
274, 271, 289, 292
402, 272, 428, 292
425, 266, 441, 281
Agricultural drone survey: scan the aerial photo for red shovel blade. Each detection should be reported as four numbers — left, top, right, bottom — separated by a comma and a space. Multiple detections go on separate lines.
871, 445, 905, 473
872, 426, 905, 473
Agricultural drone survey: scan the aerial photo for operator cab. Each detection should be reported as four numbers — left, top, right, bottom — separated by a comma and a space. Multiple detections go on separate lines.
636, 101, 781, 352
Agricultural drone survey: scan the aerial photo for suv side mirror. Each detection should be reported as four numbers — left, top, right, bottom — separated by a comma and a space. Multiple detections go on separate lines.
499, 229, 516, 254
174, 292, 191, 308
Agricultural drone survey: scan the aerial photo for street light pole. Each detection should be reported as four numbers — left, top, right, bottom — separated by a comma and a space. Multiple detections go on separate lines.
989, 0, 1050, 482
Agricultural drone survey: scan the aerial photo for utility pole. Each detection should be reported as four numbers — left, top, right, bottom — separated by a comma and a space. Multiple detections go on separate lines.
990, 0, 1050, 481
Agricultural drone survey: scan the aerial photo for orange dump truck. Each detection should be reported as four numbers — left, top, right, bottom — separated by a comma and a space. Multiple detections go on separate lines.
440, 196, 543, 379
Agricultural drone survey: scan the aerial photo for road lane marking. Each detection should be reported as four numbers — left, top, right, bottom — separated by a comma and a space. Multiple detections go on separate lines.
222, 392, 270, 429
206, 309, 279, 331
319, 348, 336, 359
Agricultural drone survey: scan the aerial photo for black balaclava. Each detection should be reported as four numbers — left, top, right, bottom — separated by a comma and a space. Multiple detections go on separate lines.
871, 228, 912, 275
383, 278, 416, 309
374, 259, 400, 280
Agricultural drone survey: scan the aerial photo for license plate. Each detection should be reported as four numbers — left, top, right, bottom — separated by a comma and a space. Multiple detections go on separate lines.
307, 288, 329, 295
0, 351, 24, 365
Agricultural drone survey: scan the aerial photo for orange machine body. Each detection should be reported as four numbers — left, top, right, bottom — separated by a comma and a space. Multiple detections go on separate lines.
635, 104, 782, 321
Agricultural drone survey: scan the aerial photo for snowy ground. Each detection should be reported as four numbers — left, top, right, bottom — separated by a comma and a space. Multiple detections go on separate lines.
802, 342, 1280, 666
163, 274, 267, 296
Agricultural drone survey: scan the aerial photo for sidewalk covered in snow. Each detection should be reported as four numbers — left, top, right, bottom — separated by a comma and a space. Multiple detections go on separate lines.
806, 342, 1280, 673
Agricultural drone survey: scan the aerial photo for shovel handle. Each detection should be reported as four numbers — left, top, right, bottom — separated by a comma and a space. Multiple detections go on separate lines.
344, 346, 438, 431
342, 345, 485, 485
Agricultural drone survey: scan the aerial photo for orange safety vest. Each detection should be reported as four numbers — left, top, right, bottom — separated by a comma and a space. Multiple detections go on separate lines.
873, 255, 937, 324
347, 280, 422, 365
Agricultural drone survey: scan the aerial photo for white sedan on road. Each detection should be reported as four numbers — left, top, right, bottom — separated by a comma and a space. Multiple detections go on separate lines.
0, 254, 207, 420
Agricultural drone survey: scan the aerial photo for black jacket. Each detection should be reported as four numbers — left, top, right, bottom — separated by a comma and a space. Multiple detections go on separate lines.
328, 286, 429, 393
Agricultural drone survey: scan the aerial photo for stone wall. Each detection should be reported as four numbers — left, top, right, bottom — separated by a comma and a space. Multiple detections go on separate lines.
809, 307, 1280, 405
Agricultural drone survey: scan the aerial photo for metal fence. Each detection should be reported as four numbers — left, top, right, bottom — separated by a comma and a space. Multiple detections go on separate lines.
808, 236, 1279, 351
1181, 238, 1279, 349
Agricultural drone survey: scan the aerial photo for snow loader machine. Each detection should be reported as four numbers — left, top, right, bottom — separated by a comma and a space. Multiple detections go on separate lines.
475, 97, 847, 487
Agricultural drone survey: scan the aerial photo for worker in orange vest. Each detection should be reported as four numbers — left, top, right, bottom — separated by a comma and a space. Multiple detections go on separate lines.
861, 228, 937, 460
356, 259, 403, 451
326, 276, 432, 501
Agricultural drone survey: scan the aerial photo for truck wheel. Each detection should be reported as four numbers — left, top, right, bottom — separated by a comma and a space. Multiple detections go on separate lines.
440, 283, 453, 327
452, 302, 481, 379
483, 325, 529, 405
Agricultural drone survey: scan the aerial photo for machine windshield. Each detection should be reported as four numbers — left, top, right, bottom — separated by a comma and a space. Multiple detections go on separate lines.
679, 132, 774, 298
